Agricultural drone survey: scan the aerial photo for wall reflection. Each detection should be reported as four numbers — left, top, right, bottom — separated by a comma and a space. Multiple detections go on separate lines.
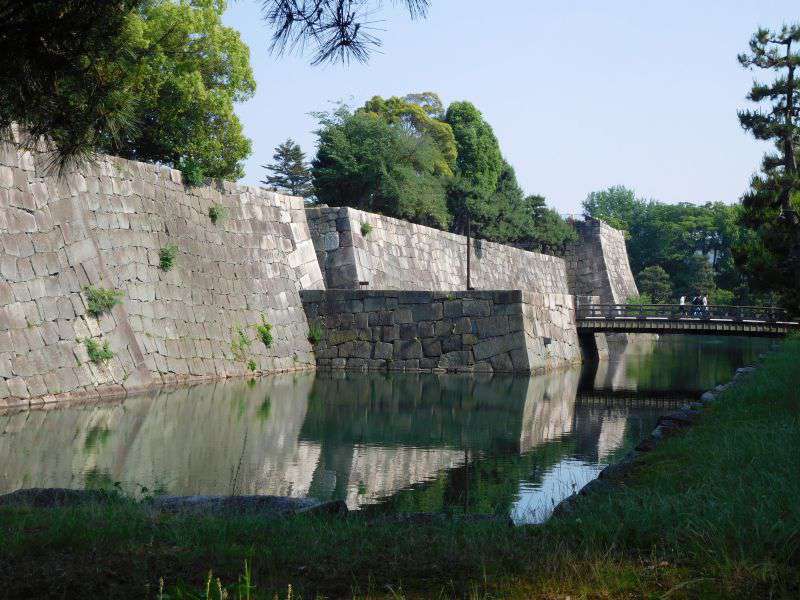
1, 336, 766, 519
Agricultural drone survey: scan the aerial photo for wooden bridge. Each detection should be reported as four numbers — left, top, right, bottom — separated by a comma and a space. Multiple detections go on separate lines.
576, 304, 800, 337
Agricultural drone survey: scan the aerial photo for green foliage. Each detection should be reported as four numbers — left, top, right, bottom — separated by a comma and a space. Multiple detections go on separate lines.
736, 24, 800, 313
100, 0, 256, 180
178, 157, 205, 187
83, 286, 124, 317
307, 321, 324, 344
582, 186, 638, 231
626, 293, 653, 305
0, 1, 144, 168
360, 222, 373, 237
3, 0, 255, 179
583, 187, 751, 302
208, 204, 228, 225
158, 245, 177, 272
256, 317, 273, 349
230, 326, 251, 362
84, 338, 114, 364
246, 359, 257, 372
360, 93, 457, 176
445, 101, 503, 199
636, 266, 672, 303
708, 288, 735, 306
261, 138, 313, 197
312, 105, 451, 228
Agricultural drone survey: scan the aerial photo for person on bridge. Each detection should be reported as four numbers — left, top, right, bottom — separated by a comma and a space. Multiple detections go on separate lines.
679, 295, 686, 316
702, 294, 709, 318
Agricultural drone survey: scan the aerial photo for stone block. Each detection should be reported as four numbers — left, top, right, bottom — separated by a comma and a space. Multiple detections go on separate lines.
373, 341, 393, 359
442, 335, 462, 353
421, 338, 442, 357
399, 323, 418, 340
411, 303, 443, 321
394, 339, 422, 359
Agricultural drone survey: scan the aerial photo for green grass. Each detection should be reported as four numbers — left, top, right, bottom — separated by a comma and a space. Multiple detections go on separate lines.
360, 221, 373, 237
83, 285, 124, 317
256, 316, 273, 349
159, 244, 178, 271
1, 338, 798, 598
208, 203, 228, 225
84, 338, 114, 363
307, 320, 323, 345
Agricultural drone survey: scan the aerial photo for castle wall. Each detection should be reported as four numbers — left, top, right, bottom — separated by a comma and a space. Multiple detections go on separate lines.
306, 206, 570, 294
0, 132, 322, 409
300, 289, 581, 373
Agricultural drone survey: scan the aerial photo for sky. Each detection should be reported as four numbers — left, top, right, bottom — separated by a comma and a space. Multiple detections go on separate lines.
222, 0, 797, 214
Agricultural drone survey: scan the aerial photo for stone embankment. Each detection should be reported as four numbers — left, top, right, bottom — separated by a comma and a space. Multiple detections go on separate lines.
1, 132, 641, 405
300, 290, 582, 373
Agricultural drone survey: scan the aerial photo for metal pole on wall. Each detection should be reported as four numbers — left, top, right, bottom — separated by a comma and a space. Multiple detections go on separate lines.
466, 211, 472, 290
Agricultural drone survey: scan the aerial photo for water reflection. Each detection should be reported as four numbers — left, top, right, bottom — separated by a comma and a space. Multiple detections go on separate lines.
0, 336, 771, 523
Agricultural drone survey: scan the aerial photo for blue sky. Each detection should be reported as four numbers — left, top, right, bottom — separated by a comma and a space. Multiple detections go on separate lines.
223, 0, 796, 213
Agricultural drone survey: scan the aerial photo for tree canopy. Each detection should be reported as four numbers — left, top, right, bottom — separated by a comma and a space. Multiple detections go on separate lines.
736, 24, 800, 313
261, 139, 313, 198
312, 94, 575, 253
582, 186, 752, 304
312, 105, 451, 228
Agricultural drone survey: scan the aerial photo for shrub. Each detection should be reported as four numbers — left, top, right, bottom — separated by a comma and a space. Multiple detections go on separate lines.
307, 321, 324, 344
84, 286, 124, 317
231, 326, 251, 361
247, 359, 257, 372
360, 222, 373, 237
158, 245, 178, 271
208, 204, 228, 225
256, 316, 273, 348
178, 157, 205, 187
84, 338, 114, 363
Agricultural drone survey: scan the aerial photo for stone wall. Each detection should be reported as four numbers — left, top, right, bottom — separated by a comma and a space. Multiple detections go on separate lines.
307, 206, 570, 294
565, 218, 639, 304
300, 290, 581, 373
0, 131, 322, 409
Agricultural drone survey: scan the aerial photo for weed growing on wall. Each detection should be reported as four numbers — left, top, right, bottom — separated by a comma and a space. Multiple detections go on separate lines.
84, 338, 114, 363
179, 158, 205, 187
83, 286, 124, 317
256, 316, 273, 348
208, 204, 228, 225
247, 359, 257, 372
231, 326, 252, 362
360, 222, 373, 237
307, 321, 324, 344
158, 245, 178, 271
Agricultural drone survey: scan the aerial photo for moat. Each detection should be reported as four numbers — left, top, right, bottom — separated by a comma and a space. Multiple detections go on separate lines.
0, 336, 771, 524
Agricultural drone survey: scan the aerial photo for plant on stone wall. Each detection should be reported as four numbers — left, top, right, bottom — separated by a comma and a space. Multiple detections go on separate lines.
256, 316, 274, 348
83, 286, 124, 317
360, 222, 373, 237
84, 338, 114, 364
158, 245, 178, 271
208, 204, 228, 225
231, 326, 252, 362
307, 321, 324, 344
247, 359, 257, 372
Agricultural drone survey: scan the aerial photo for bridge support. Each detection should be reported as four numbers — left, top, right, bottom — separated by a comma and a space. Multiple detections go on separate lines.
578, 331, 608, 362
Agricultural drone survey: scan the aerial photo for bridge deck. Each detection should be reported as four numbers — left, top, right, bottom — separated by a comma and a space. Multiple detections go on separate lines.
576, 304, 799, 337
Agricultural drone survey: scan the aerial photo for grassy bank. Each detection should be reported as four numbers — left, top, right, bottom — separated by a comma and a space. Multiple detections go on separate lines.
1, 339, 799, 599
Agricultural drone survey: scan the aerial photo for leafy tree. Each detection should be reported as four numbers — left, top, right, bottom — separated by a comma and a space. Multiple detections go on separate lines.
445, 101, 503, 199
261, 139, 313, 197
360, 94, 456, 176
262, 0, 429, 64
582, 185, 640, 231
736, 24, 800, 313
312, 106, 450, 228
103, 0, 256, 181
636, 266, 673, 304
678, 255, 716, 296
0, 0, 144, 167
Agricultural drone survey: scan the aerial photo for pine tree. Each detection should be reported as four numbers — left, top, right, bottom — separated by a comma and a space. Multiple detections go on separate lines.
261, 139, 313, 198
736, 24, 800, 313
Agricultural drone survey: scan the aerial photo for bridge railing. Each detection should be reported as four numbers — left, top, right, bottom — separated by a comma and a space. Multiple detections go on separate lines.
576, 303, 793, 323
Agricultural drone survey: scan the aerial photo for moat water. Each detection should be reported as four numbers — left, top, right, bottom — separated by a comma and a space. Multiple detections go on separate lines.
0, 335, 771, 524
